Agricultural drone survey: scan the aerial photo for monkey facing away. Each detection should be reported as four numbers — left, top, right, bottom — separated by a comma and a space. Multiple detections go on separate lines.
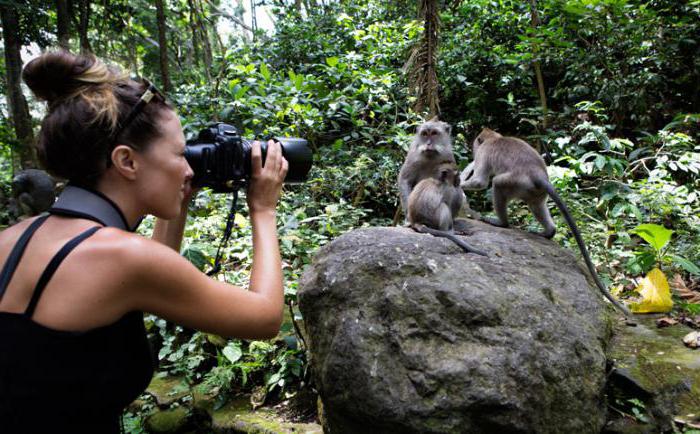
408, 163, 487, 256
461, 128, 631, 315
12, 169, 56, 217
398, 117, 456, 220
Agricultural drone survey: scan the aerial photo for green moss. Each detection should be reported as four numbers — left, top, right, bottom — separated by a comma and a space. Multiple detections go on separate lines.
147, 375, 189, 407
607, 317, 700, 420
211, 397, 322, 433
145, 407, 189, 433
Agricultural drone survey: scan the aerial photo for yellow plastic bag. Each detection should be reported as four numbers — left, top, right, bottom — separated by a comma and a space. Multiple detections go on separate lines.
630, 268, 673, 313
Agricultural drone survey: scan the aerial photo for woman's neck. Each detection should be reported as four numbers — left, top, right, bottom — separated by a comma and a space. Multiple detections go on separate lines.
93, 179, 145, 230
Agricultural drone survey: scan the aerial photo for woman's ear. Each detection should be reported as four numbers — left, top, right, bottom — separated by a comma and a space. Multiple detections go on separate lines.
111, 145, 139, 180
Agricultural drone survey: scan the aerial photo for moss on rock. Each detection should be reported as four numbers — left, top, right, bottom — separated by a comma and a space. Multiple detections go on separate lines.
147, 375, 189, 407
210, 397, 322, 434
145, 407, 189, 433
607, 316, 700, 429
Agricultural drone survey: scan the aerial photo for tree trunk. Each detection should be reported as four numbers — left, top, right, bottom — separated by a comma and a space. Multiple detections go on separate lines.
187, 0, 201, 67
195, 0, 213, 79
56, 0, 71, 49
405, 0, 440, 117
155, 0, 173, 92
249, 0, 258, 34
0, 5, 36, 168
529, 0, 548, 130
78, 0, 92, 53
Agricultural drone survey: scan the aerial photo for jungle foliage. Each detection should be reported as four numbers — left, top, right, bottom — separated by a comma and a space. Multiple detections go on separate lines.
1, 0, 699, 427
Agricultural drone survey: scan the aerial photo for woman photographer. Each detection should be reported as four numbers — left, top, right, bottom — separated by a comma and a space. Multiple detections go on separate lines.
0, 51, 287, 433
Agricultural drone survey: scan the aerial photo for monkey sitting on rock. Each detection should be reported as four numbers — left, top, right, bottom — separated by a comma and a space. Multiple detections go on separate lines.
397, 117, 485, 255
408, 162, 486, 256
460, 128, 631, 315
398, 117, 457, 219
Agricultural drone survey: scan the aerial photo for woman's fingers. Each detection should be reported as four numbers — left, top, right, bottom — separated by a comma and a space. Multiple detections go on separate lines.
281, 157, 289, 180
264, 140, 287, 182
251, 141, 263, 176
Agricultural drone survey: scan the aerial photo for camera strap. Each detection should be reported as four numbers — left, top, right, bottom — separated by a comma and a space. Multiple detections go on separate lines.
207, 190, 239, 276
49, 185, 141, 231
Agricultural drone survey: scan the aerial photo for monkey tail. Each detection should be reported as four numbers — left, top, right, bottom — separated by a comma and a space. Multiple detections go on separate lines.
414, 225, 488, 256
537, 179, 632, 316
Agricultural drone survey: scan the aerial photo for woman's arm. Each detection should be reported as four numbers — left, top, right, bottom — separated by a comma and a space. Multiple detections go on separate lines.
245, 140, 287, 326
129, 140, 288, 339
152, 198, 190, 251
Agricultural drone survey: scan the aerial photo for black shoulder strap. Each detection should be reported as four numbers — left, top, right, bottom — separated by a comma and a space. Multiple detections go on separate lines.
0, 214, 50, 299
24, 226, 101, 318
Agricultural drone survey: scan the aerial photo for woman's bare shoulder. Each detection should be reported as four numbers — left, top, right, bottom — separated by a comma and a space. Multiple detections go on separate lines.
0, 216, 47, 261
87, 227, 189, 268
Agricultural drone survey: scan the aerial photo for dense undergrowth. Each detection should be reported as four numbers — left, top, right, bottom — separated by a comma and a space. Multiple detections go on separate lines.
1, 0, 699, 429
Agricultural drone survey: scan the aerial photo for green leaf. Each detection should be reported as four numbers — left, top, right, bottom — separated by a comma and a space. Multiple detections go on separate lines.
259, 63, 271, 81
267, 372, 281, 386
670, 255, 700, 275
595, 155, 606, 170
181, 244, 209, 271
235, 85, 250, 99
325, 57, 339, 67
222, 343, 243, 364
631, 224, 674, 252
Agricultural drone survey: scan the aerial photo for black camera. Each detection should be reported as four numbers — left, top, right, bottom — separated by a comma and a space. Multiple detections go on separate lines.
184, 123, 313, 193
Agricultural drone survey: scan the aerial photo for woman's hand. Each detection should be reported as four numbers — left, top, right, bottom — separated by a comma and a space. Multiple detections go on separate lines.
247, 140, 289, 213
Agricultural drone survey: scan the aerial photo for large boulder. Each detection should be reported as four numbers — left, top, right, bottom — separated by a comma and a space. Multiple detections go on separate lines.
298, 220, 615, 433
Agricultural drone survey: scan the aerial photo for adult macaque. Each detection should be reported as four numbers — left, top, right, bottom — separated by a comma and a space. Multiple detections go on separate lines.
12, 169, 56, 216
408, 163, 486, 256
398, 117, 456, 220
461, 128, 630, 315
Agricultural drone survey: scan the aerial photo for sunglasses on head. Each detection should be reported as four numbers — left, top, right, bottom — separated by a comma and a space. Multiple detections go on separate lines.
112, 78, 165, 142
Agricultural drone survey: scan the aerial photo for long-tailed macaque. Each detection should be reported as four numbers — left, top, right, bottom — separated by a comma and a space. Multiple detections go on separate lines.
461, 128, 631, 315
408, 163, 487, 256
398, 117, 456, 219
12, 169, 55, 216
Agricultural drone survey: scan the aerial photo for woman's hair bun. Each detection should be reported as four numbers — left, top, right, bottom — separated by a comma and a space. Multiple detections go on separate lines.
22, 50, 121, 105
24, 50, 172, 186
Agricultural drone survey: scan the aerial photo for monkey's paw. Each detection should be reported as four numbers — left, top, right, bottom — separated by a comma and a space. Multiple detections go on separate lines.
528, 229, 555, 239
481, 216, 508, 228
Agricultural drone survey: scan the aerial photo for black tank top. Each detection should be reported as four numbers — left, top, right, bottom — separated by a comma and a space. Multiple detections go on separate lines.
0, 215, 155, 433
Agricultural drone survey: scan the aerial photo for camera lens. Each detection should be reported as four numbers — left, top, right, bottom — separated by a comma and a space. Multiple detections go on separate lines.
243, 138, 313, 184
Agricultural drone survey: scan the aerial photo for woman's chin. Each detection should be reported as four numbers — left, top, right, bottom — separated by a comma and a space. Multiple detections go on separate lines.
153, 206, 180, 221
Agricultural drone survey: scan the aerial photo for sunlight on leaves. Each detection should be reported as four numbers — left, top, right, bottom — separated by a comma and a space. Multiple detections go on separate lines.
234, 213, 248, 228
630, 224, 674, 252
222, 342, 243, 364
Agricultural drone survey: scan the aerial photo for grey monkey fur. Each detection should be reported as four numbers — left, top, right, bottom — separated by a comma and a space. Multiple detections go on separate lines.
461, 128, 631, 315
12, 169, 56, 217
398, 117, 456, 220
408, 162, 486, 256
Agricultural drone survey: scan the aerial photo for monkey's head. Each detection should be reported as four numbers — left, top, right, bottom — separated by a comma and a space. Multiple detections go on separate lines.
414, 117, 452, 156
437, 163, 459, 187
472, 128, 502, 153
